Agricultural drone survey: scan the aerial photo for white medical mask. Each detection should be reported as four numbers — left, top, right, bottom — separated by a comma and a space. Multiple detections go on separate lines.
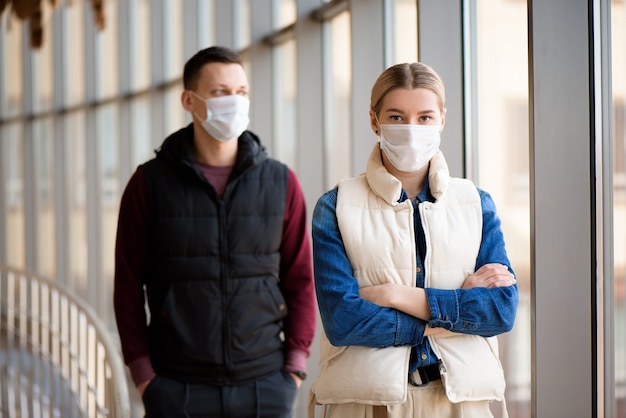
378, 123, 442, 172
191, 92, 250, 142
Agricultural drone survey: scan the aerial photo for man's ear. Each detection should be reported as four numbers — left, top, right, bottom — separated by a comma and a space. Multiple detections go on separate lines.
181, 91, 195, 112
440, 107, 447, 132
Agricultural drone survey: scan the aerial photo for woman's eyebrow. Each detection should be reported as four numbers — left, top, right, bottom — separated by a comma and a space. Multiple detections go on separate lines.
384, 108, 437, 114
384, 108, 406, 114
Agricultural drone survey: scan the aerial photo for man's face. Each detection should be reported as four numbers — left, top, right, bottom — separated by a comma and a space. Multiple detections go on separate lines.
188, 62, 249, 120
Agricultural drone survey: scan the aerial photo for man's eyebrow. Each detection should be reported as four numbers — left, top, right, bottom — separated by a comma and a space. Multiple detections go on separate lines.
209, 83, 248, 88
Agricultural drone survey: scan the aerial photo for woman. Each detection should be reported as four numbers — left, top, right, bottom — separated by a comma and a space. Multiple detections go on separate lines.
308, 62, 518, 418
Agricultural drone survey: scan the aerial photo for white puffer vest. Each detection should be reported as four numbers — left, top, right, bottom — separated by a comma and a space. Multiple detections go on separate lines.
310, 144, 506, 407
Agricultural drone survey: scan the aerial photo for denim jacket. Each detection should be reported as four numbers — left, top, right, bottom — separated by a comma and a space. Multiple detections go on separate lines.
312, 152, 518, 376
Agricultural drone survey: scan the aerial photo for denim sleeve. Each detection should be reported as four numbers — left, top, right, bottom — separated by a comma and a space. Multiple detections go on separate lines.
425, 189, 519, 337
312, 188, 426, 348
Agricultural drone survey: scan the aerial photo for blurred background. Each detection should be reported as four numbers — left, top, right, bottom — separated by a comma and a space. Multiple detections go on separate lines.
0, 0, 624, 417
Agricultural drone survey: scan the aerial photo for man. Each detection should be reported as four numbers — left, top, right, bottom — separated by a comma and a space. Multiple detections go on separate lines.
114, 46, 316, 417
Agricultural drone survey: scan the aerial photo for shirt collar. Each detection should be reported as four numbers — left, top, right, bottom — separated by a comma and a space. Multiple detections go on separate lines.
398, 174, 435, 204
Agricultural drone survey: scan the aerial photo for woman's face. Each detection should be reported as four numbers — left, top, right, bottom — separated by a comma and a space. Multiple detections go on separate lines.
370, 87, 445, 133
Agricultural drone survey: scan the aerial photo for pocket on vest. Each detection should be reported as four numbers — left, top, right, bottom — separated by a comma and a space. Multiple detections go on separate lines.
429, 334, 505, 403
311, 334, 411, 405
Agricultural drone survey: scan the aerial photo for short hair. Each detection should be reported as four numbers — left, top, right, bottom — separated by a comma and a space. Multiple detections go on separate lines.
183, 46, 242, 90
370, 62, 446, 116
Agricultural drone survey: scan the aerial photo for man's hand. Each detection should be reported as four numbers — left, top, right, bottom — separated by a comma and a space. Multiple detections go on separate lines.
289, 373, 303, 389
137, 379, 151, 396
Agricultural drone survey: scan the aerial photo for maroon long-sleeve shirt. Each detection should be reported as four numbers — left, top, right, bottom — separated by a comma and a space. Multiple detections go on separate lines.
114, 166, 316, 387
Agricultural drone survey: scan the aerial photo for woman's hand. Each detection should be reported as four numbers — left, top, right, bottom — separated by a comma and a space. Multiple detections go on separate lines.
462, 263, 515, 289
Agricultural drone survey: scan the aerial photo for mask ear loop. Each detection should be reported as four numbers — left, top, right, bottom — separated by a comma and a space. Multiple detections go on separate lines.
188, 91, 212, 122
374, 113, 386, 156
373, 113, 382, 137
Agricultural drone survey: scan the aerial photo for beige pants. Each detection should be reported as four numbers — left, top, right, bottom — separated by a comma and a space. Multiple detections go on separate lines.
316, 380, 496, 418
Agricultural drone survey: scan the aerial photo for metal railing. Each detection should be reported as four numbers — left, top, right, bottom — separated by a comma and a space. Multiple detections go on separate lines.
0, 266, 130, 417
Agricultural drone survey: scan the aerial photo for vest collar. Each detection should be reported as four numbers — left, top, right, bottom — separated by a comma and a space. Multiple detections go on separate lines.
365, 143, 450, 205
428, 149, 450, 200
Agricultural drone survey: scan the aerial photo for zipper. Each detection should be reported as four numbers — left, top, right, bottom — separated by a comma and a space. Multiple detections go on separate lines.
218, 200, 233, 382
437, 358, 447, 374
418, 201, 433, 288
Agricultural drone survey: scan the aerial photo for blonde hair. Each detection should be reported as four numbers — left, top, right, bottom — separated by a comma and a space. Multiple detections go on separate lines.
370, 62, 446, 116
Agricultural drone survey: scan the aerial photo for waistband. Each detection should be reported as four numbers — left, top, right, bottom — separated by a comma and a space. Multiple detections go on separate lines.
409, 363, 441, 386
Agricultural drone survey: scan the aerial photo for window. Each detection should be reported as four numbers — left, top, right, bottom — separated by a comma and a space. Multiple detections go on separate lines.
612, 0, 626, 413
476, 1, 530, 416
323, 11, 352, 188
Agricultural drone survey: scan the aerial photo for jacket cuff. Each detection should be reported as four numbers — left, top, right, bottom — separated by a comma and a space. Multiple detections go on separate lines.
425, 288, 459, 330
284, 348, 308, 373
128, 355, 157, 387
395, 310, 427, 345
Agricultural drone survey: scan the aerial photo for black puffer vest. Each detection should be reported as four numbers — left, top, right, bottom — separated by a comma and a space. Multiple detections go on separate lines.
140, 124, 288, 385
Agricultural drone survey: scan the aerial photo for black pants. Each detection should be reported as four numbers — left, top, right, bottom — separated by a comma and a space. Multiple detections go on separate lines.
142, 370, 298, 418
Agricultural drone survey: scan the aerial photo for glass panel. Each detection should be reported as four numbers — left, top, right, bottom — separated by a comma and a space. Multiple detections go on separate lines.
394, 0, 418, 63
273, 0, 296, 29
234, 0, 250, 50
96, 0, 119, 98
475, 1, 530, 417
0, 15, 23, 119
164, 0, 183, 81
131, 95, 155, 166
133, 0, 151, 91
273, 39, 297, 168
164, 86, 187, 142
324, 11, 352, 189
98, 103, 119, 324
197, 0, 216, 48
67, 111, 88, 296
612, 0, 626, 413
32, 20, 54, 113
2, 124, 25, 269
65, 1, 85, 106
33, 117, 56, 278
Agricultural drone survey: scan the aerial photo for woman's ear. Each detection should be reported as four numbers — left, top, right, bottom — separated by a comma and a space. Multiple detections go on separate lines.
369, 109, 379, 135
